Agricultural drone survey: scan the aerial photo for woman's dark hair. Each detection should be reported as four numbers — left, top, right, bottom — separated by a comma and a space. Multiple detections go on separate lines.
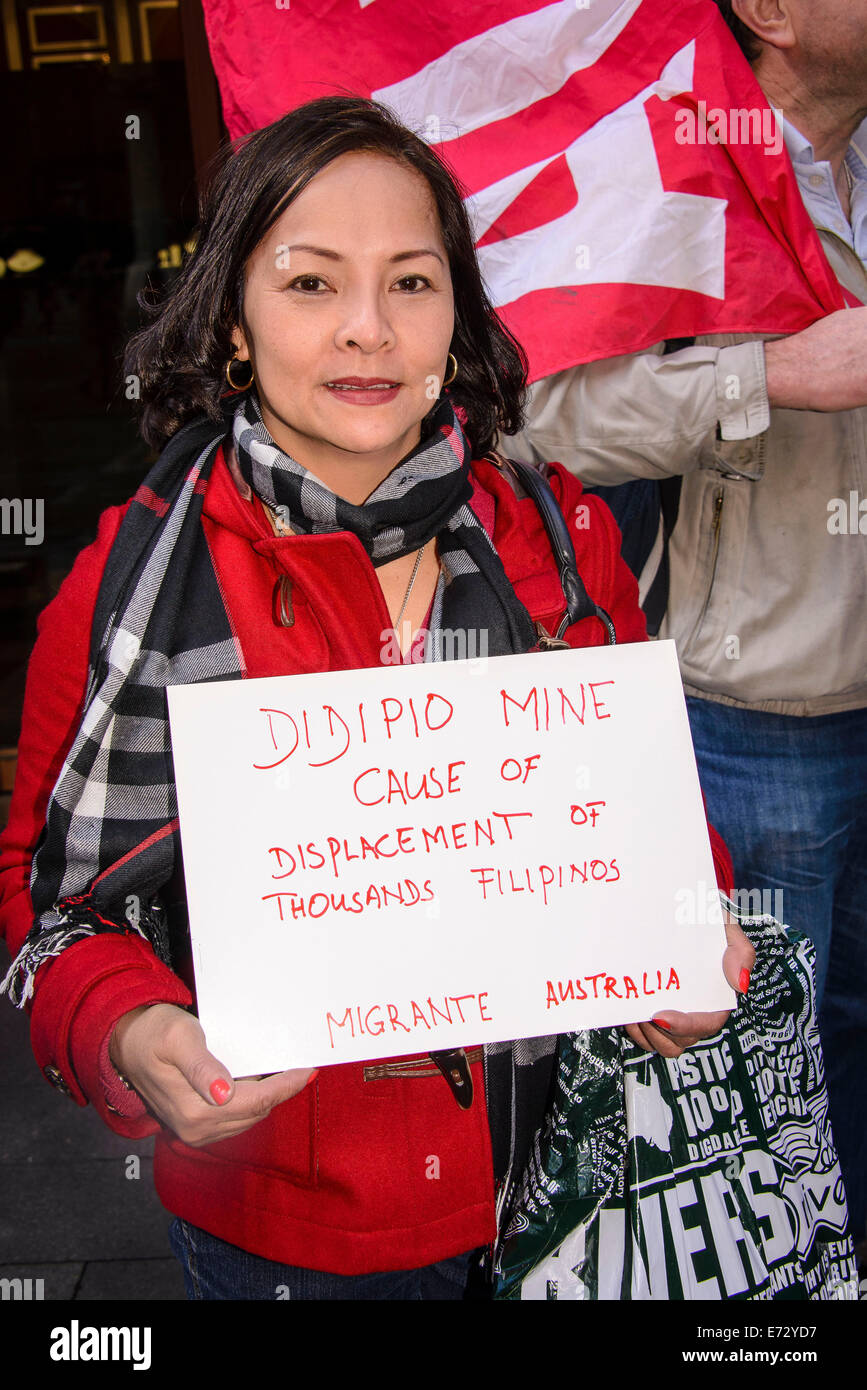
713, 1, 762, 64
124, 94, 527, 456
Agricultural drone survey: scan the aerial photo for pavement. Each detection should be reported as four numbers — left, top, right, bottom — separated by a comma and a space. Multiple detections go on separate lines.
0, 983, 185, 1301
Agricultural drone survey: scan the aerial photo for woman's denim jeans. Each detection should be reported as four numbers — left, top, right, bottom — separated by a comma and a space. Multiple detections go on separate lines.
169, 1217, 477, 1300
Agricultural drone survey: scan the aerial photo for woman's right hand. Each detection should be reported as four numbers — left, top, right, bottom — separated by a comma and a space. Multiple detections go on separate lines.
109, 1003, 316, 1147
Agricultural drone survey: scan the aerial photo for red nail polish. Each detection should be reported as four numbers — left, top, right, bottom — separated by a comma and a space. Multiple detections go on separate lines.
304, 1069, 319, 1089
210, 1078, 231, 1105
739, 968, 751, 994
651, 1017, 672, 1032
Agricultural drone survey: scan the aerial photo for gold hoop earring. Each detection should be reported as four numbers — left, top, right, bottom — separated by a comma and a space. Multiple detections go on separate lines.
226, 356, 254, 391
443, 353, 458, 387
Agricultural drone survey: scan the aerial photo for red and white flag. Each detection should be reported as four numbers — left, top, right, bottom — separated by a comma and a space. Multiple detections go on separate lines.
202, 0, 848, 381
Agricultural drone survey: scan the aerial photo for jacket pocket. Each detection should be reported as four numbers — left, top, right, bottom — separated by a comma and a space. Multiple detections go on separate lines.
170, 1078, 319, 1189
666, 469, 748, 676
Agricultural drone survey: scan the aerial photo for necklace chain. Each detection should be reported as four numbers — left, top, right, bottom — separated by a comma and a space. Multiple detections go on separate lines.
393, 543, 427, 636
841, 159, 854, 214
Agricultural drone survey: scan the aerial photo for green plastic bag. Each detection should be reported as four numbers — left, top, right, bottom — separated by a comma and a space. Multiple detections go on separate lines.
495, 919, 857, 1300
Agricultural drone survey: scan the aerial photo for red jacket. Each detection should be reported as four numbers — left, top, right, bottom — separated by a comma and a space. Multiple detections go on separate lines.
0, 450, 732, 1274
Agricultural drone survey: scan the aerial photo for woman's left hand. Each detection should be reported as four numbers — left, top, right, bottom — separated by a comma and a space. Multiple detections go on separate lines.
624, 912, 755, 1058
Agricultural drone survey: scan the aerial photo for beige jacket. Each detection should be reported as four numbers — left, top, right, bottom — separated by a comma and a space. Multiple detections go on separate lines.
504, 229, 867, 717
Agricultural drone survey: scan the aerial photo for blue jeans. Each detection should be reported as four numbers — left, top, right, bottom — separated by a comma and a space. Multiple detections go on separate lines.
168, 1217, 479, 1300
687, 696, 867, 1246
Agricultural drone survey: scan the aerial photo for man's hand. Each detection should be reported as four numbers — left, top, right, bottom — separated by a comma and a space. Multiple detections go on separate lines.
624, 913, 755, 1058
764, 306, 867, 412
109, 1003, 316, 1146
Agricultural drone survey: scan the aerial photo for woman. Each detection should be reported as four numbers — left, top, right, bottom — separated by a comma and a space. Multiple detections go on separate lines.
0, 96, 750, 1300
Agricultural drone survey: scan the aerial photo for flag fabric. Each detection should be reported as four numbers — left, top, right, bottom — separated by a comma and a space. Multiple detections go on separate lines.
201, 0, 848, 382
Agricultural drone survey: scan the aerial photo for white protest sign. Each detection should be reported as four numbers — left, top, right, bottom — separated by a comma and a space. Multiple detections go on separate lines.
167, 639, 732, 1076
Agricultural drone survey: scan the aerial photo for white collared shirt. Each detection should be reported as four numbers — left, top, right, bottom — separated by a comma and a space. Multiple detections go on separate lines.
783, 115, 867, 264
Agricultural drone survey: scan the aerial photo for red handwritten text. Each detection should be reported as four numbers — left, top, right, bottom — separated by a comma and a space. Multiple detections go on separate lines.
266, 810, 533, 881
254, 693, 455, 771
326, 990, 493, 1049
470, 858, 620, 905
500, 681, 615, 732
353, 761, 465, 806
545, 967, 681, 1006
263, 876, 435, 920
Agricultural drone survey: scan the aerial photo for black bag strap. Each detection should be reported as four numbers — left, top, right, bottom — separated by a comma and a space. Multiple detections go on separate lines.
500, 455, 616, 646
431, 455, 615, 1111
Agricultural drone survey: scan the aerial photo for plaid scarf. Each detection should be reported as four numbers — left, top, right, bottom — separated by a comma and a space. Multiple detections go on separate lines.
235, 392, 470, 563
232, 392, 540, 658
2, 388, 569, 1206
4, 407, 240, 1000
